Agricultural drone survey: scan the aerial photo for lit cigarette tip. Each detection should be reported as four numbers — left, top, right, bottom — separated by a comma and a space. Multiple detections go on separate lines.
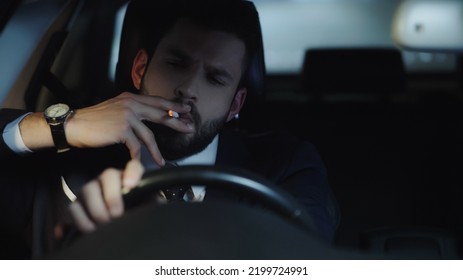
168, 110, 179, 118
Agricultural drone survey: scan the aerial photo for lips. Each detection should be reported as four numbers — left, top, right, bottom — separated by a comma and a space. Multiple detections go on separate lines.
178, 113, 195, 127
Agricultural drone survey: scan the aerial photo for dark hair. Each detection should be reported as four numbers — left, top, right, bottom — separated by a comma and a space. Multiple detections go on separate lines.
117, 0, 265, 101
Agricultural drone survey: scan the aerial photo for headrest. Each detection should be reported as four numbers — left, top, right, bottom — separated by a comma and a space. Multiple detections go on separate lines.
114, 0, 143, 94
392, 0, 463, 53
301, 48, 406, 94
114, 0, 266, 106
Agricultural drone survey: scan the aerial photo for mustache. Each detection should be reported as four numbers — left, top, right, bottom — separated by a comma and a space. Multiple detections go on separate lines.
138, 85, 193, 111
172, 98, 199, 122
171, 97, 200, 119
172, 97, 193, 109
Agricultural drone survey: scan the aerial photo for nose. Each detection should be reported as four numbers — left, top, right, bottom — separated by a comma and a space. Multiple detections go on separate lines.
174, 71, 199, 102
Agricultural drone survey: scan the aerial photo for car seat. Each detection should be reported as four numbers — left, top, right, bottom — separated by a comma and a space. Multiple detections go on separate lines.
359, 226, 458, 259
301, 48, 406, 103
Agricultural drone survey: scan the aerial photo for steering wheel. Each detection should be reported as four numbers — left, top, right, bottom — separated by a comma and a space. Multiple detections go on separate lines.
52, 165, 328, 259
124, 165, 320, 233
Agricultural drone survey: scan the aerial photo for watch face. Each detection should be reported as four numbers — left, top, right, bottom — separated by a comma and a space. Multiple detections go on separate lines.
45, 103, 70, 118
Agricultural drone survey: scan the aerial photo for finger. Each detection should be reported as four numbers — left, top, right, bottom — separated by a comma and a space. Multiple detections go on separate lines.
161, 114, 195, 133
80, 178, 112, 224
99, 168, 125, 217
145, 139, 165, 167
68, 201, 97, 233
123, 131, 142, 160
127, 117, 165, 166
128, 95, 194, 133
122, 159, 145, 193
131, 93, 192, 113
159, 100, 191, 113
143, 109, 195, 134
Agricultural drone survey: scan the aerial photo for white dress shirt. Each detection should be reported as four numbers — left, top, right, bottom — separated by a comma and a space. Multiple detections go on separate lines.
2, 113, 32, 154
140, 135, 218, 202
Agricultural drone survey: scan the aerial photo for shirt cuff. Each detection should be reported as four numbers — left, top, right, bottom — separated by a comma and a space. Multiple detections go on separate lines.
3, 113, 33, 154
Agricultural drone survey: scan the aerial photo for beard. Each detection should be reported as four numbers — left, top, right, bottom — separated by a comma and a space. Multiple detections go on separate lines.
140, 85, 228, 160
144, 112, 226, 161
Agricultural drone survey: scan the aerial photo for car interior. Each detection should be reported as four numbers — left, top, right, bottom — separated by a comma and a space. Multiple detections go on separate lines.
1, 0, 463, 259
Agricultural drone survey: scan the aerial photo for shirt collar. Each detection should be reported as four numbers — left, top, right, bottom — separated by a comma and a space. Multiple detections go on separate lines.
141, 135, 219, 170
175, 135, 218, 166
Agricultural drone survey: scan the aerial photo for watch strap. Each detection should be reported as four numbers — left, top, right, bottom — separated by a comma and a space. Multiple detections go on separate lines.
49, 121, 71, 153
45, 106, 74, 153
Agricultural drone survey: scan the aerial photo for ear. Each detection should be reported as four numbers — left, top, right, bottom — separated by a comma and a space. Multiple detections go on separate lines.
226, 88, 247, 122
131, 49, 149, 90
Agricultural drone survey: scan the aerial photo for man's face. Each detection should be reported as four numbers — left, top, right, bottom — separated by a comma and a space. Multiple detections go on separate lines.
137, 19, 247, 160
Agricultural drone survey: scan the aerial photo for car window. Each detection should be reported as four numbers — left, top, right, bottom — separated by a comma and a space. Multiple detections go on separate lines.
255, 0, 457, 74
107, 0, 457, 79
0, 0, 21, 33
0, 0, 76, 108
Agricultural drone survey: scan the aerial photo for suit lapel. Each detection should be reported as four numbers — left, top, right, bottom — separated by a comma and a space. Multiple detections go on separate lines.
205, 130, 250, 202
216, 129, 251, 166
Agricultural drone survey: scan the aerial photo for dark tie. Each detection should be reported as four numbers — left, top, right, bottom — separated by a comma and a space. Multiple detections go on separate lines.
162, 162, 189, 202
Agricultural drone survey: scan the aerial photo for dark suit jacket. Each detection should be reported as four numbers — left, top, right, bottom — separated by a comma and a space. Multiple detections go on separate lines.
0, 108, 339, 258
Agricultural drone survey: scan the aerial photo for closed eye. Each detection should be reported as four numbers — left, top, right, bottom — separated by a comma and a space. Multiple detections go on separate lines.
207, 74, 226, 86
165, 58, 186, 68
205, 66, 233, 87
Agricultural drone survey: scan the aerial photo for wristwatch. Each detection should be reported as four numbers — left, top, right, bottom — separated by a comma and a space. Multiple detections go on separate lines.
44, 103, 74, 153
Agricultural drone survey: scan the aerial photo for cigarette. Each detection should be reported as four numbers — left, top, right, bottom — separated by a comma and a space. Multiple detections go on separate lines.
168, 110, 179, 118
